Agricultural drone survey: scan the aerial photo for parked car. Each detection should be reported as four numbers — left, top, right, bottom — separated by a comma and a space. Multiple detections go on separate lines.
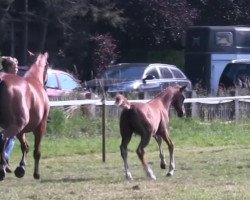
84, 63, 192, 98
18, 67, 98, 100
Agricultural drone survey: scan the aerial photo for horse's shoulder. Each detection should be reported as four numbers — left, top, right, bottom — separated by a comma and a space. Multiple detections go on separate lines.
1, 74, 27, 86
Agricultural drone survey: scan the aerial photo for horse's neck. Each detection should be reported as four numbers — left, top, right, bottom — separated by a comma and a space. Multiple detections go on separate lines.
25, 65, 44, 85
151, 92, 173, 109
160, 91, 175, 109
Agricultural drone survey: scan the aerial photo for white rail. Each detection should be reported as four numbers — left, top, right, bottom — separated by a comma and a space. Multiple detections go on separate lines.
49, 95, 250, 107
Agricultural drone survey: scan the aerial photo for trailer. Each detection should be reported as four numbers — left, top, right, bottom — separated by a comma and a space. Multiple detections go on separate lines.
185, 26, 250, 95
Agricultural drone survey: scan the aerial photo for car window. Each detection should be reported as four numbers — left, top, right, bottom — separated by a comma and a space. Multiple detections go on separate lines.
159, 67, 173, 78
171, 68, 185, 78
103, 66, 145, 80
57, 73, 80, 90
46, 73, 59, 88
220, 63, 250, 88
145, 68, 159, 79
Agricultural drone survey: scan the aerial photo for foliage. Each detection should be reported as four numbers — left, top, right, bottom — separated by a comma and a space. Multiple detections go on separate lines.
190, 0, 250, 25
47, 107, 104, 138
117, 0, 198, 49
2, 1, 250, 82
90, 33, 119, 77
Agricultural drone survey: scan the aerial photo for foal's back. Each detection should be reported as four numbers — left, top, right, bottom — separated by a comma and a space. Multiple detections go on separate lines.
120, 100, 167, 136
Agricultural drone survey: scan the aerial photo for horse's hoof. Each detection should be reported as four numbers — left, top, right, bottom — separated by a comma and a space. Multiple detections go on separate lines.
125, 172, 133, 180
0, 169, 6, 181
160, 163, 166, 169
166, 172, 173, 177
33, 173, 40, 179
149, 174, 157, 180
14, 166, 26, 178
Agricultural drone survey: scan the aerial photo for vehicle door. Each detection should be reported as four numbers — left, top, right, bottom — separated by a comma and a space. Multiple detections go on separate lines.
140, 66, 162, 93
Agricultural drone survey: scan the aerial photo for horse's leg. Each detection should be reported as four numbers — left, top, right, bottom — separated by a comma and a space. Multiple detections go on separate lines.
137, 135, 156, 180
0, 135, 7, 180
15, 133, 29, 178
120, 128, 133, 180
33, 120, 47, 179
154, 135, 167, 169
161, 131, 175, 176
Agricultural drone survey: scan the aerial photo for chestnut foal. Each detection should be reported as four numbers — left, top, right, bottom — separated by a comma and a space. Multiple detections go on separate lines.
115, 85, 186, 180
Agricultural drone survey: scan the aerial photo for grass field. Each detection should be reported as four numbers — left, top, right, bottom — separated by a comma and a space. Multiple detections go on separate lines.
0, 110, 250, 200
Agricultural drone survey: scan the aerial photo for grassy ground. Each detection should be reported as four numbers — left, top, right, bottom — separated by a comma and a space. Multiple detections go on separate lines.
1, 110, 250, 200
1, 145, 249, 200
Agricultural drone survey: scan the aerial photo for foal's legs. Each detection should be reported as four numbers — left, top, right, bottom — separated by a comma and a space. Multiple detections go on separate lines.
137, 134, 156, 180
15, 133, 29, 178
154, 135, 167, 169
120, 129, 133, 180
161, 131, 175, 176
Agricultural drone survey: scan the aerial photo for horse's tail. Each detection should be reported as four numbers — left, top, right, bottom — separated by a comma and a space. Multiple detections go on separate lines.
115, 94, 131, 109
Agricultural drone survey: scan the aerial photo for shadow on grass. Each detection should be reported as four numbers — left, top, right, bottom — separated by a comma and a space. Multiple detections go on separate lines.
41, 177, 95, 183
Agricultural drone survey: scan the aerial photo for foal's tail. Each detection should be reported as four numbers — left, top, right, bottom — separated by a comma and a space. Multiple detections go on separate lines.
115, 94, 131, 109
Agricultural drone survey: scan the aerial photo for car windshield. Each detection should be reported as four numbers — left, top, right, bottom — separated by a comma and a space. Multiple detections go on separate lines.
101, 66, 146, 80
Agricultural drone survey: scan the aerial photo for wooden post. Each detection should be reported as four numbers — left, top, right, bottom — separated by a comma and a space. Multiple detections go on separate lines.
191, 90, 198, 118
102, 96, 106, 162
234, 90, 239, 121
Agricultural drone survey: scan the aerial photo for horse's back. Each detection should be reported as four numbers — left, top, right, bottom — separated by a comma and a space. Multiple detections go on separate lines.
0, 75, 30, 129
120, 103, 157, 135
0, 74, 49, 132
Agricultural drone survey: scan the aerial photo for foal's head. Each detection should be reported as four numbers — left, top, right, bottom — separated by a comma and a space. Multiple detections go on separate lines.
171, 85, 186, 117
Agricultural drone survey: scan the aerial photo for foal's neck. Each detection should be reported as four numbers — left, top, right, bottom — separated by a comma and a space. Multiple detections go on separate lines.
161, 93, 174, 109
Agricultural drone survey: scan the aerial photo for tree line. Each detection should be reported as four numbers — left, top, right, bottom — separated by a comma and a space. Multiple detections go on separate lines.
1, 0, 250, 81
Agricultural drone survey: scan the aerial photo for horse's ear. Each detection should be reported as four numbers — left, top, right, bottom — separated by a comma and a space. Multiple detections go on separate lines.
43, 52, 49, 59
180, 85, 187, 92
27, 50, 35, 56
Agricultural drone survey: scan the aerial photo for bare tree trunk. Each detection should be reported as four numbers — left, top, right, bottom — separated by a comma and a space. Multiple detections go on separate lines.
22, 0, 28, 64
10, 21, 15, 56
38, 12, 49, 52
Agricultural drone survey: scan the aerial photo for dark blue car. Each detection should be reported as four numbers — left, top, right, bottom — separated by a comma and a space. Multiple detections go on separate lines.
84, 63, 192, 98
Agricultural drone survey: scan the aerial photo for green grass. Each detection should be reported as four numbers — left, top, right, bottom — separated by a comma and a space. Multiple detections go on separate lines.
2, 108, 250, 200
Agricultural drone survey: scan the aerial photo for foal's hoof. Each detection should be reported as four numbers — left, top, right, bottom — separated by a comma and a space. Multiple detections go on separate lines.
33, 173, 40, 180
0, 169, 6, 181
160, 163, 166, 169
14, 166, 26, 178
166, 172, 173, 177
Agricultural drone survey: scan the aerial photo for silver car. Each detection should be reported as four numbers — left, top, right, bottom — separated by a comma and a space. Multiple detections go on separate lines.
85, 63, 192, 98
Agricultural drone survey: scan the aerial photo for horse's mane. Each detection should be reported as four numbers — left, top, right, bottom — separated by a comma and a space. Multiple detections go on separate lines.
24, 52, 48, 85
153, 85, 183, 99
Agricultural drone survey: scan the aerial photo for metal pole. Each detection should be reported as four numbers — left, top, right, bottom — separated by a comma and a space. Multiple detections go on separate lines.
102, 96, 106, 162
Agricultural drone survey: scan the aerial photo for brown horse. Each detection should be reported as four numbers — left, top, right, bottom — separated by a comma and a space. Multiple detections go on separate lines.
0, 52, 50, 180
115, 85, 186, 180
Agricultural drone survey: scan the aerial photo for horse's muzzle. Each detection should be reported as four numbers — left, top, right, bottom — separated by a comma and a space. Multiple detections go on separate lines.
177, 109, 186, 118
177, 112, 184, 118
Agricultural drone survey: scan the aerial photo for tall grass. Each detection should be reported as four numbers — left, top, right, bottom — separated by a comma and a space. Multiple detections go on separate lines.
34, 107, 250, 158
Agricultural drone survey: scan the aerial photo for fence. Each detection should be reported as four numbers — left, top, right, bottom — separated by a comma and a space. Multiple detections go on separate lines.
49, 95, 250, 162
50, 95, 250, 121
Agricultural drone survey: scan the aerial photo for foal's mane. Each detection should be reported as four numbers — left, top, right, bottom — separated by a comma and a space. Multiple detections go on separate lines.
149, 86, 173, 100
